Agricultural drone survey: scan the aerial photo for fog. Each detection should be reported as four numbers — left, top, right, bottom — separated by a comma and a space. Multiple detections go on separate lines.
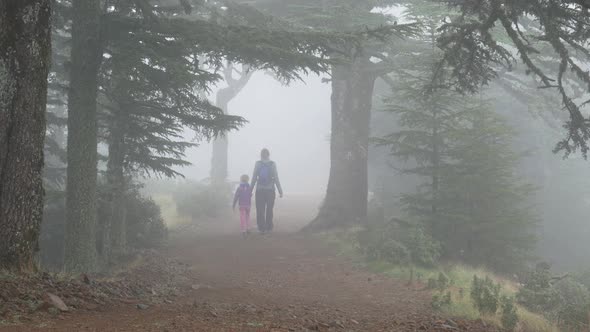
182, 73, 331, 195
6, 1, 590, 329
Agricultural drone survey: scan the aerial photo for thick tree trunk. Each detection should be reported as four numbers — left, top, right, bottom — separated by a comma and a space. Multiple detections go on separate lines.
210, 92, 230, 184
65, 0, 102, 273
304, 58, 376, 232
0, 0, 52, 271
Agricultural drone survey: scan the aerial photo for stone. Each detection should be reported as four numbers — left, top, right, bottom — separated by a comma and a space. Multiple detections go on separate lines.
45, 293, 69, 312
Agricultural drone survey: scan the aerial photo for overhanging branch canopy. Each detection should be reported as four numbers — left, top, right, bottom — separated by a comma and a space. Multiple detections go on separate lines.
436, 0, 590, 157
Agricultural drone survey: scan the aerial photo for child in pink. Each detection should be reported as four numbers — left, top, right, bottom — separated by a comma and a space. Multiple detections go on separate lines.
233, 174, 252, 237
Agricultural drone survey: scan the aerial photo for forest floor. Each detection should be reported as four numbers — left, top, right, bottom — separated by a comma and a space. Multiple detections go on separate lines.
1, 195, 498, 332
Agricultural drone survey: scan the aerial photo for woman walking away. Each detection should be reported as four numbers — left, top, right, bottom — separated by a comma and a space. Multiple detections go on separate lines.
233, 174, 252, 238
251, 148, 283, 234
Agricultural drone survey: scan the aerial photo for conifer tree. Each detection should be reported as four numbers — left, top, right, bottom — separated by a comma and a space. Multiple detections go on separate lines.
64, 0, 103, 273
0, 0, 52, 271
378, 1, 538, 271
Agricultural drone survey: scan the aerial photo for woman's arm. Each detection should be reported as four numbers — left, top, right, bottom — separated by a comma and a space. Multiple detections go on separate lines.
250, 161, 259, 189
273, 162, 283, 197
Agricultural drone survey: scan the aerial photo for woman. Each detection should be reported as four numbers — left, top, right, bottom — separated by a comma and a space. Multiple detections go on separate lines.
250, 148, 283, 234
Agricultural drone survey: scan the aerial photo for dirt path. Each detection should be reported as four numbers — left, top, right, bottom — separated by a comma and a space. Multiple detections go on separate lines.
5, 232, 496, 332
4, 197, 496, 331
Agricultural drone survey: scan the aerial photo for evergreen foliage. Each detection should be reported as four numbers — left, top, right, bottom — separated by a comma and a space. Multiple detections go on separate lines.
380, 90, 537, 271
471, 275, 501, 315
377, 3, 537, 272
500, 296, 519, 331
517, 263, 590, 329
436, 0, 590, 157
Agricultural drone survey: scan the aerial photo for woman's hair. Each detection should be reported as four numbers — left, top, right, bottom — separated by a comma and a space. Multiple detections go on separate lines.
240, 174, 249, 183
261, 148, 270, 159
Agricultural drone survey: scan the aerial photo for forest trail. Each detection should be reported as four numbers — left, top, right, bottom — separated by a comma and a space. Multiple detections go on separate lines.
4, 196, 496, 332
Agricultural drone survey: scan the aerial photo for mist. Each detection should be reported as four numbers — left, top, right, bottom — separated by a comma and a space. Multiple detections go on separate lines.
3, 0, 590, 331
182, 72, 331, 195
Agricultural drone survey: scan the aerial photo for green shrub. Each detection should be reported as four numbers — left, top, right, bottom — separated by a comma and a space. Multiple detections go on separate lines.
501, 296, 518, 331
574, 268, 590, 291
41, 182, 168, 271
403, 226, 441, 266
432, 291, 452, 310
126, 190, 168, 249
437, 272, 450, 290
553, 278, 590, 329
426, 272, 452, 291
517, 263, 590, 330
363, 238, 410, 265
517, 263, 559, 313
356, 218, 440, 267
471, 275, 501, 315
427, 277, 438, 289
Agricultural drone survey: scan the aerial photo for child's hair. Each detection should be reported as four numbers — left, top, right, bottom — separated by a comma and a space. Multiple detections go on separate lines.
240, 174, 249, 183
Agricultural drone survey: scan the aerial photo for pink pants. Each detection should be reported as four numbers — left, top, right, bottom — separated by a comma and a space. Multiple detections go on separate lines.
239, 207, 251, 232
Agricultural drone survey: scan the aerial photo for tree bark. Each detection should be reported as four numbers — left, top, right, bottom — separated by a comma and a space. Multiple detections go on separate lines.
304, 57, 376, 232
64, 0, 102, 273
105, 110, 127, 260
0, 0, 52, 271
210, 91, 231, 184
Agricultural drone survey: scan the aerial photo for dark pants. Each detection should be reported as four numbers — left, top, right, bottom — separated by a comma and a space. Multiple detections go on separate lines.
255, 189, 276, 232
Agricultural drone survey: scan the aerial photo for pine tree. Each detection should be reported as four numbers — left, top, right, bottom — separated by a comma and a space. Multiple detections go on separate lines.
378, 2, 538, 272
64, 0, 103, 273
0, 0, 52, 271
374, 0, 460, 231
381, 93, 538, 272
442, 103, 537, 272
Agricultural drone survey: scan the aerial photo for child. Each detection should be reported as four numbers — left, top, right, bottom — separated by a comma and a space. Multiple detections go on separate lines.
233, 174, 252, 237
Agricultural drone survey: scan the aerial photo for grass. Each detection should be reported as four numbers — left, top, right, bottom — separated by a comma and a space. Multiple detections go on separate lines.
317, 230, 560, 332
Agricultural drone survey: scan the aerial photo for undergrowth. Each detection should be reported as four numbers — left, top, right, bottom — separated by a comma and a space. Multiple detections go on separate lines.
318, 229, 559, 332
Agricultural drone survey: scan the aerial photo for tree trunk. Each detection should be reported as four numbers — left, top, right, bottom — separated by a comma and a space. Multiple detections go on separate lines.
0, 0, 52, 271
106, 111, 127, 260
101, 50, 130, 263
304, 58, 376, 232
210, 91, 231, 184
210, 63, 252, 185
64, 0, 102, 273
